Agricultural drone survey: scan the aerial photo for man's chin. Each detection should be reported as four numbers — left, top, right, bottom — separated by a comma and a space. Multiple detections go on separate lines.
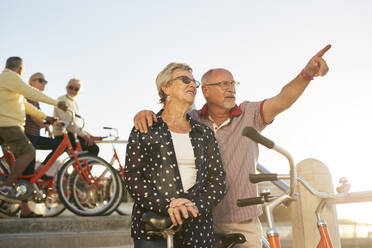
224, 101, 236, 110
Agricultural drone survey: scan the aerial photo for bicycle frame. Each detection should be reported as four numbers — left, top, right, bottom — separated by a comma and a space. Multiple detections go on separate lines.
0, 146, 16, 167
108, 142, 124, 179
30, 132, 84, 183
98, 127, 128, 180
316, 201, 333, 248
0, 113, 102, 201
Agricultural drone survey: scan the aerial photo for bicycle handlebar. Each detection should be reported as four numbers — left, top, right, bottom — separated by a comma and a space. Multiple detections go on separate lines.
102, 126, 119, 140
242, 126, 274, 149
237, 196, 265, 207
249, 173, 278, 183
242, 126, 297, 196
55, 109, 85, 133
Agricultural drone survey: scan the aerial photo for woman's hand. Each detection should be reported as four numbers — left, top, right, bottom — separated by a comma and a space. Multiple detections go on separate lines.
168, 198, 199, 226
170, 197, 195, 208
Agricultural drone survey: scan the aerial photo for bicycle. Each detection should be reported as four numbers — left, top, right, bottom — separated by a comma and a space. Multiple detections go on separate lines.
97, 126, 132, 215
0, 111, 121, 217
141, 211, 246, 248
0, 135, 63, 217
238, 126, 372, 248
55, 112, 120, 216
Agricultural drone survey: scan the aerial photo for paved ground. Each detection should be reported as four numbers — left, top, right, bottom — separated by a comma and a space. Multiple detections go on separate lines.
0, 202, 135, 248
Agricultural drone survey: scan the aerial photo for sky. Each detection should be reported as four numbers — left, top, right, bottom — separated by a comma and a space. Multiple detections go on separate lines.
1, 1, 372, 223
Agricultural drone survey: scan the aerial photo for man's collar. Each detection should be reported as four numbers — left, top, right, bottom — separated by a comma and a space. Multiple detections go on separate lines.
3, 68, 15, 73
200, 103, 242, 118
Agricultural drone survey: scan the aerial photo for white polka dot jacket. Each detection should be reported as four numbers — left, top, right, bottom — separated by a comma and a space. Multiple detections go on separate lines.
124, 110, 227, 247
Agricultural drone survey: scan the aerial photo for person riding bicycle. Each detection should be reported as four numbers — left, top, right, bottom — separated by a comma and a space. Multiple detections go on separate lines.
42, 78, 101, 168
24, 72, 58, 177
51, 78, 101, 157
0, 57, 67, 202
124, 63, 226, 248
18, 72, 60, 218
133, 45, 331, 247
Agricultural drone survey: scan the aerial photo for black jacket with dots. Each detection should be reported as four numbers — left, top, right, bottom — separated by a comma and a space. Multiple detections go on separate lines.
124, 110, 226, 247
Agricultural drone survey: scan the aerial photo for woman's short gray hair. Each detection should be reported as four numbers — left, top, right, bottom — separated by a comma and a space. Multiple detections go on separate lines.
156, 62, 192, 104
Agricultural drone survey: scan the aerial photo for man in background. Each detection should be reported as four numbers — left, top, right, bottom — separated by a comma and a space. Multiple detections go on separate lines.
0, 57, 67, 203
19, 72, 58, 217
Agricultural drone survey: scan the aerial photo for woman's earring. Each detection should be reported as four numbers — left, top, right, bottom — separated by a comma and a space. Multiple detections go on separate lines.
166, 95, 171, 101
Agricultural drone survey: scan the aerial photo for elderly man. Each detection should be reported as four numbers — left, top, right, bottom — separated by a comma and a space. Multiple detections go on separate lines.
0, 57, 67, 203
23, 72, 56, 176
16, 72, 58, 218
134, 45, 331, 247
52, 78, 101, 156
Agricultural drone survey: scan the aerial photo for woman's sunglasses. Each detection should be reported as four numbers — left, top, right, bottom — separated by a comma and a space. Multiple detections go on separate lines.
167, 76, 200, 88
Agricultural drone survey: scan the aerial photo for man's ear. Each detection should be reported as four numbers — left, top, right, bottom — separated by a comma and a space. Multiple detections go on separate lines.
16, 66, 23, 75
201, 85, 208, 98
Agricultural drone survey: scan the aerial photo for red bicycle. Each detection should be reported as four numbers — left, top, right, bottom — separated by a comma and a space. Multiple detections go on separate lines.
97, 126, 131, 216
0, 111, 120, 217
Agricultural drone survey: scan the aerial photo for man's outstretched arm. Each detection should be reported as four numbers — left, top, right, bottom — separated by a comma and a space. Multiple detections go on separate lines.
262, 44, 331, 124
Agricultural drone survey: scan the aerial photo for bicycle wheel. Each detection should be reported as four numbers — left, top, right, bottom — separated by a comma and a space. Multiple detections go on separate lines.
102, 170, 123, 215
115, 182, 133, 215
111, 166, 133, 215
57, 154, 119, 216
28, 180, 66, 217
0, 159, 20, 216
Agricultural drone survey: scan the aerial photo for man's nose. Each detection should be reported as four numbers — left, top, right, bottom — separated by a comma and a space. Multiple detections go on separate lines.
225, 83, 235, 92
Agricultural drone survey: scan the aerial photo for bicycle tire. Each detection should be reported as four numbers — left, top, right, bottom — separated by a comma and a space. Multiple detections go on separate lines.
57, 154, 119, 216
102, 170, 123, 215
115, 182, 133, 216
69, 160, 119, 215
111, 165, 132, 215
28, 180, 66, 217
0, 159, 20, 216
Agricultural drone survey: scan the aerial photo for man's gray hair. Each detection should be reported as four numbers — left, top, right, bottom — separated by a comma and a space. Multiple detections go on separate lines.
6, 57, 23, 70
67, 78, 82, 86
156, 62, 192, 104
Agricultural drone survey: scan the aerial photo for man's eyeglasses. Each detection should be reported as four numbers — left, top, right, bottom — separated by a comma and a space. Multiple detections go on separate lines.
167, 76, 201, 88
32, 78, 48, 84
68, 86, 80, 92
206, 81, 240, 90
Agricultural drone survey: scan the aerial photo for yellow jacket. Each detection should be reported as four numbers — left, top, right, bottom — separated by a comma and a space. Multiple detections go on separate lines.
0, 69, 58, 128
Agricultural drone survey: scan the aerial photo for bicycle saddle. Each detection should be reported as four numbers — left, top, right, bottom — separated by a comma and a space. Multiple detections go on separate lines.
215, 233, 246, 248
142, 212, 172, 231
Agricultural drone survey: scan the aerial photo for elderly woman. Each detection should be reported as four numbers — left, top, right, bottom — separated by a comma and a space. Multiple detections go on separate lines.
124, 63, 226, 248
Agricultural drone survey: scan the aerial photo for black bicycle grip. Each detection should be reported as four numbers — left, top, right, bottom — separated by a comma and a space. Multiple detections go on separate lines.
249, 173, 278, 183
237, 196, 265, 207
75, 113, 82, 119
242, 126, 274, 149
